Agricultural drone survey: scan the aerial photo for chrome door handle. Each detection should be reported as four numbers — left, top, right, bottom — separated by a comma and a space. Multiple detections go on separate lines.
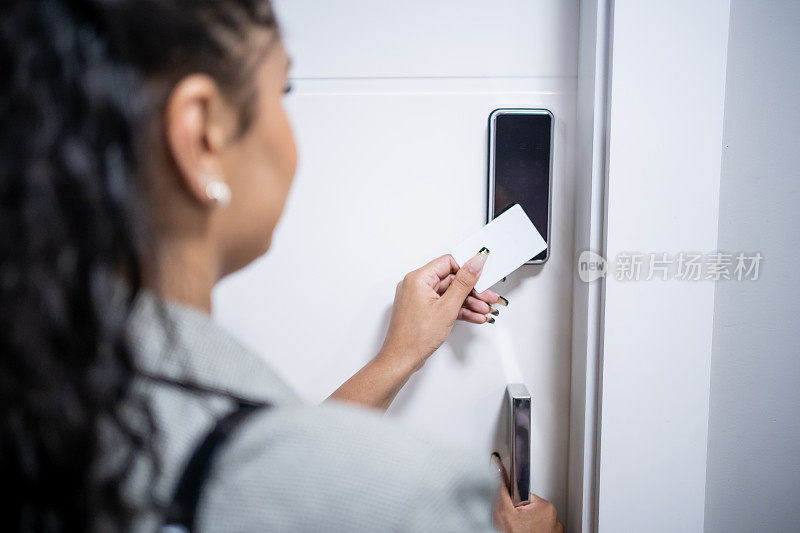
496, 383, 531, 506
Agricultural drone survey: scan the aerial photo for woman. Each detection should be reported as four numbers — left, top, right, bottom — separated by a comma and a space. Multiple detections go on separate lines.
0, 1, 563, 531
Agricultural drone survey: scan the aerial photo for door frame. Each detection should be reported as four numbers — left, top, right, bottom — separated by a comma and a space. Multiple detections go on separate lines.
569, 1, 732, 531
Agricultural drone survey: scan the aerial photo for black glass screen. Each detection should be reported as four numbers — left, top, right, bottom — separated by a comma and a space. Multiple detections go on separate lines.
492, 112, 552, 262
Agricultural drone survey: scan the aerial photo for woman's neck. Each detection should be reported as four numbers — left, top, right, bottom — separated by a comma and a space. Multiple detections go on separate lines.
149, 235, 220, 314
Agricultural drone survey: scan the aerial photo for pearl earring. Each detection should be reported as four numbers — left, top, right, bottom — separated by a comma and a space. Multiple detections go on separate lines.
200, 173, 231, 206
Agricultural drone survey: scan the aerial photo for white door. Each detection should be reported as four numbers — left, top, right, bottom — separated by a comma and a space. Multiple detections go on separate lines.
214, 0, 579, 523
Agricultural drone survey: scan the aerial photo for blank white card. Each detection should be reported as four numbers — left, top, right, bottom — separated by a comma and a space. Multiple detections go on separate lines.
449, 204, 546, 293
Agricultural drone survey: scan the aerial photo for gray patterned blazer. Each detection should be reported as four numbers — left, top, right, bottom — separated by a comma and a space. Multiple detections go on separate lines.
117, 293, 497, 532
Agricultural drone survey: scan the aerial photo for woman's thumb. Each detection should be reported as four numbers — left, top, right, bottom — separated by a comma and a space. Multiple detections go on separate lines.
491, 453, 514, 512
441, 248, 489, 311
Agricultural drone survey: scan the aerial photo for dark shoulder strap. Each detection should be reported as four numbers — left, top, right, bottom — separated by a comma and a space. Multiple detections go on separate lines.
163, 401, 269, 532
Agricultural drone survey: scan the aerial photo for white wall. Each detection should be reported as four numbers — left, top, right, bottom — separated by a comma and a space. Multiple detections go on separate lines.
213, 0, 580, 519
704, 1, 800, 531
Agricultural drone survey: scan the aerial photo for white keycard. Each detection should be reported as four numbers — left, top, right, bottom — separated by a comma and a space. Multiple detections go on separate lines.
449, 204, 546, 293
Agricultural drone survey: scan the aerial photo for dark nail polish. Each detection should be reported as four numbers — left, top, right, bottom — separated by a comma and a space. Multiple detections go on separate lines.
478, 247, 490, 255
497, 295, 509, 306
501, 276, 507, 282
490, 308, 499, 316
486, 316, 495, 324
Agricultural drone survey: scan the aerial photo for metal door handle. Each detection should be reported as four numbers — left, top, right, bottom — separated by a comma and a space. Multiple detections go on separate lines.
501, 383, 531, 506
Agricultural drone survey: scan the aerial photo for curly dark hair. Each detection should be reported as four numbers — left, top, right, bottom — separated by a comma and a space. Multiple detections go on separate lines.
0, 0, 279, 530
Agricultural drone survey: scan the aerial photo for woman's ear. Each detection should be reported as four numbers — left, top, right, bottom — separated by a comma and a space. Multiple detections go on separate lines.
163, 74, 233, 207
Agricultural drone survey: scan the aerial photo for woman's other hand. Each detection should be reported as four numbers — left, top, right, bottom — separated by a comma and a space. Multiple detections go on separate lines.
492, 456, 564, 533
380, 251, 494, 373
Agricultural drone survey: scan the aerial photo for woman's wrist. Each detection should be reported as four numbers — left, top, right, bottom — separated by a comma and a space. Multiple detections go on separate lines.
376, 341, 425, 376
327, 343, 422, 410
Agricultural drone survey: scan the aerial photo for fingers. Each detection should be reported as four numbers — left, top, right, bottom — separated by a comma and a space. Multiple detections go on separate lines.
445, 285, 504, 315
472, 288, 500, 305
435, 274, 455, 294
472, 288, 509, 309
528, 493, 561, 528
493, 455, 564, 532
433, 264, 507, 305
464, 295, 494, 315
440, 250, 489, 313
491, 454, 515, 512
492, 453, 510, 485
528, 492, 545, 504
445, 280, 502, 324
411, 255, 460, 290
420, 254, 507, 324
457, 308, 488, 324
447, 254, 461, 273
418, 254, 459, 280
444, 290, 493, 313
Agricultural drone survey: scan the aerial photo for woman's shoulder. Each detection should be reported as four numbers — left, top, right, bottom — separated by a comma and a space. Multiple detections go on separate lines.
126, 289, 302, 406
200, 401, 497, 532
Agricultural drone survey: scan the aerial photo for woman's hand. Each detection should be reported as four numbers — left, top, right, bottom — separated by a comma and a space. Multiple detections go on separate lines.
492, 456, 564, 533
379, 251, 497, 372
432, 257, 507, 325
328, 251, 503, 410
